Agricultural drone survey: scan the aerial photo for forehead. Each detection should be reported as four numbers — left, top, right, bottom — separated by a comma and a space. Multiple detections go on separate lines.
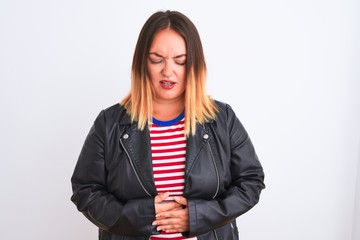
149, 29, 186, 55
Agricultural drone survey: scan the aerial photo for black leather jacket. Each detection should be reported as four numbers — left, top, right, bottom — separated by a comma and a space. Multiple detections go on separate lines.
71, 100, 265, 240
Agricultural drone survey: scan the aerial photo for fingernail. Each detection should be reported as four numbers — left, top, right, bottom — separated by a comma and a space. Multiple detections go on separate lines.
157, 227, 162, 231
152, 221, 157, 226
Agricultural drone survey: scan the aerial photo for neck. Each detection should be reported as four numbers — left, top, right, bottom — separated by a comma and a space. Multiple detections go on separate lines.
152, 98, 184, 121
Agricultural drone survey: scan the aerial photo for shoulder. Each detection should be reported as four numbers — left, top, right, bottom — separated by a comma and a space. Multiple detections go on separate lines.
102, 103, 126, 116
95, 103, 131, 125
213, 99, 237, 120
212, 100, 248, 142
212, 99, 246, 131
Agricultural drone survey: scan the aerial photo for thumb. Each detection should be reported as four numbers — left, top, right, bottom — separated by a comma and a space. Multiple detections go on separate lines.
174, 196, 188, 206
155, 192, 170, 203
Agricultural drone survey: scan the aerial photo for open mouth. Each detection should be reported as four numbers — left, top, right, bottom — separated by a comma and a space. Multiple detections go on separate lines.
160, 80, 176, 88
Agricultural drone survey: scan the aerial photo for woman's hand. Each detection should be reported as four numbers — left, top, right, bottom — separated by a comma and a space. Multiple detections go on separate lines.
154, 192, 183, 214
153, 195, 190, 233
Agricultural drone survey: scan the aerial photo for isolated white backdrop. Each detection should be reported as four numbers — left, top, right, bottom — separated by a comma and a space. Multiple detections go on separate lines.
0, 1, 359, 240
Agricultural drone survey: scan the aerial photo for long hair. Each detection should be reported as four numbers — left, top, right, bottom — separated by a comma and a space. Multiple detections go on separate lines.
121, 10, 217, 136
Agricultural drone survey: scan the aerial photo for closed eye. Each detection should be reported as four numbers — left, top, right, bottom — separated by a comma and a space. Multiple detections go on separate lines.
174, 54, 186, 66
175, 60, 186, 66
148, 53, 163, 64
148, 58, 163, 64
148, 52, 186, 65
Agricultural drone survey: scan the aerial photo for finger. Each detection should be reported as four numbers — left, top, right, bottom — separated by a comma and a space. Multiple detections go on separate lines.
155, 202, 182, 215
154, 219, 189, 233
156, 207, 188, 220
154, 192, 170, 203
157, 225, 186, 233
174, 196, 188, 206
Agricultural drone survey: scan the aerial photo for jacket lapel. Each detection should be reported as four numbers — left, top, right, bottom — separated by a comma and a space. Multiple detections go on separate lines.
119, 111, 214, 196
120, 120, 157, 196
185, 124, 211, 176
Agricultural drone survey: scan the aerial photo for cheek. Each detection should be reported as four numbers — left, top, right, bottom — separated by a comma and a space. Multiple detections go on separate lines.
147, 65, 158, 81
175, 66, 186, 78
179, 69, 186, 83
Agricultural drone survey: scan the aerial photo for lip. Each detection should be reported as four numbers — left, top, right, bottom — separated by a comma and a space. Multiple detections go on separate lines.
160, 80, 176, 90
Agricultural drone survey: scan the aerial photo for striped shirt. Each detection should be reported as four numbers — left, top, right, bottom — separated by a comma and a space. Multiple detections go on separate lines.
149, 113, 196, 240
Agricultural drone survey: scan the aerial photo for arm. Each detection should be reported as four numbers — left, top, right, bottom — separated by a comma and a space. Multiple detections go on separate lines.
70, 110, 157, 236
187, 104, 265, 236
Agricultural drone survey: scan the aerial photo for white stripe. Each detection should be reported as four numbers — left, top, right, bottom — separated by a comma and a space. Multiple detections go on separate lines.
152, 150, 186, 157
167, 191, 184, 195
149, 123, 184, 131
150, 130, 185, 137
154, 172, 185, 178
152, 158, 185, 164
153, 165, 185, 171
149, 233, 195, 238
164, 196, 176, 201
150, 234, 197, 239
152, 233, 182, 237
155, 179, 185, 185
150, 137, 186, 144
156, 186, 184, 191
151, 143, 186, 150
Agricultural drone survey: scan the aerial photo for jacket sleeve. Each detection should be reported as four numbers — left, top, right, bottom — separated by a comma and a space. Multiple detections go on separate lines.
70, 110, 157, 236
187, 104, 265, 236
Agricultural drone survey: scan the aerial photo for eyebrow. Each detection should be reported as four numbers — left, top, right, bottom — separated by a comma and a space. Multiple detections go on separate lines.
148, 52, 186, 59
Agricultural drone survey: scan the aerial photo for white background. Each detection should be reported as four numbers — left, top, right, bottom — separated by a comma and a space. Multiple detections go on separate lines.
1, 1, 359, 239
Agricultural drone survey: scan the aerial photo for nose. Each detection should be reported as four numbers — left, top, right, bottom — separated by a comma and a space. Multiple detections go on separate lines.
161, 61, 173, 78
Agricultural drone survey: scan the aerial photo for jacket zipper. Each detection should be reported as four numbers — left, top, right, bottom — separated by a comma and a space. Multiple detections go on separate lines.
209, 140, 224, 240
213, 230, 219, 240
209, 145, 220, 199
119, 138, 151, 197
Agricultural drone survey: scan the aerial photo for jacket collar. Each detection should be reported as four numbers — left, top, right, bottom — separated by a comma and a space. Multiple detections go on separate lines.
118, 110, 133, 125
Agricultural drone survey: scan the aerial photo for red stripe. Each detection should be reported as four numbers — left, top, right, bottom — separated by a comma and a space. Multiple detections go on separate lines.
153, 161, 185, 168
152, 147, 186, 154
152, 154, 186, 161
153, 168, 185, 174
150, 126, 184, 134
150, 133, 185, 140
154, 175, 184, 182
151, 140, 186, 147
155, 182, 185, 189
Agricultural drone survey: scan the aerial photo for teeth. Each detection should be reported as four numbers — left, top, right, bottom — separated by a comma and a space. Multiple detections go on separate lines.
161, 81, 174, 86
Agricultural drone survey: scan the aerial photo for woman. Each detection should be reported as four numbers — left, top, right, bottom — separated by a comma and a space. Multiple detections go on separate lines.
71, 10, 265, 240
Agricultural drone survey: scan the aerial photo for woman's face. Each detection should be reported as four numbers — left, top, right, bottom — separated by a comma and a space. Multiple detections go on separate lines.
147, 29, 187, 105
